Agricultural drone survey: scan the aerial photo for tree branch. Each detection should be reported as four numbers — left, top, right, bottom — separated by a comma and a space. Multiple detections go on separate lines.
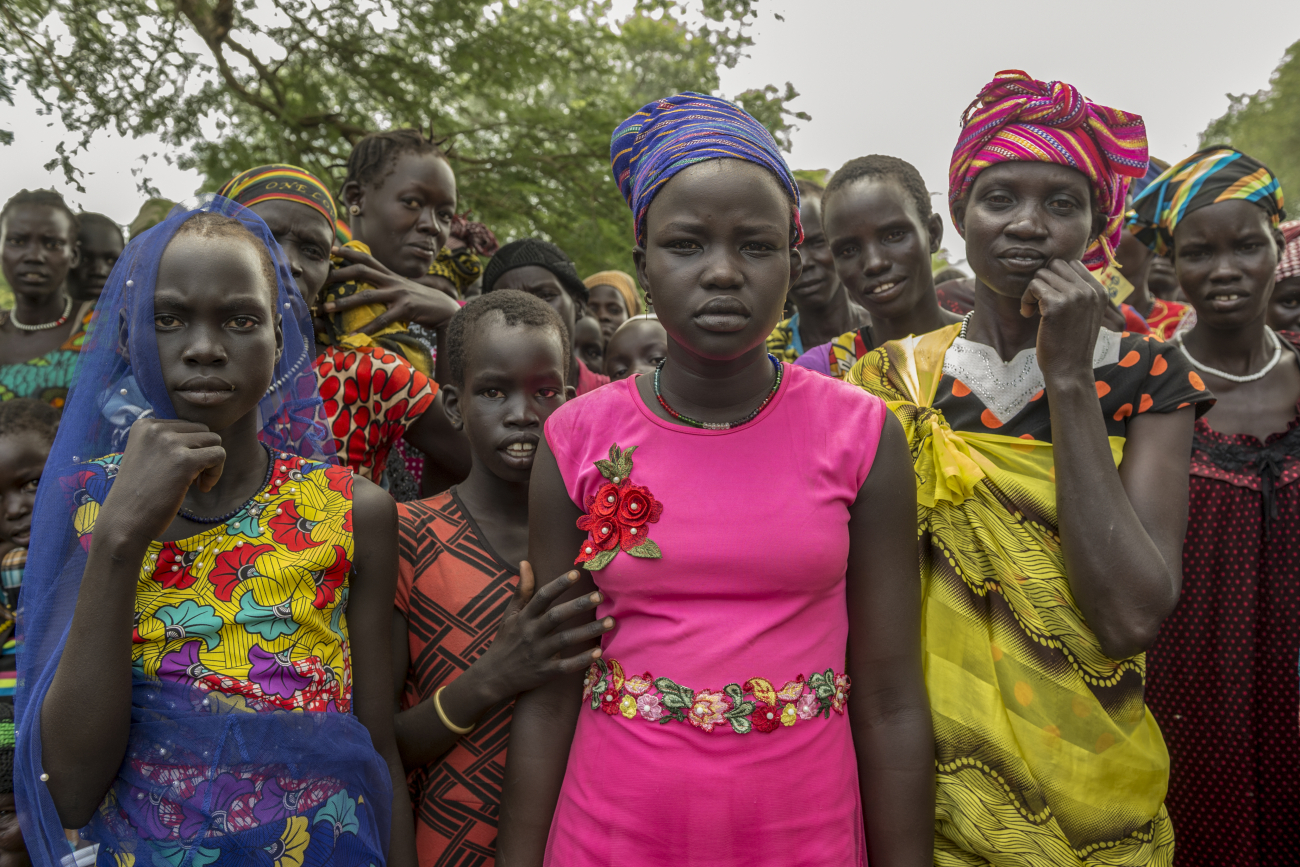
0, 4, 76, 98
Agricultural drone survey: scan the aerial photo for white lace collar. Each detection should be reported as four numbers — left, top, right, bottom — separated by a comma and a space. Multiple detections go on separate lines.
942, 328, 1121, 425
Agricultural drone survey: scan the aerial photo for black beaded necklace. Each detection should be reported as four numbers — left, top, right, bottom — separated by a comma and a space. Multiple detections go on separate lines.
653, 354, 783, 430
177, 444, 276, 525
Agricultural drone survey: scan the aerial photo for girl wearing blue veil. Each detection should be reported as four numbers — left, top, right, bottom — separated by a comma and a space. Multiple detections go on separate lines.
14, 198, 415, 867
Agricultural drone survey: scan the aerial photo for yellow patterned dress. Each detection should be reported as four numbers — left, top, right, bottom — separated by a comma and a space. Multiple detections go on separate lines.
846, 324, 1212, 867
764, 313, 804, 363
66, 451, 388, 864
73, 452, 355, 711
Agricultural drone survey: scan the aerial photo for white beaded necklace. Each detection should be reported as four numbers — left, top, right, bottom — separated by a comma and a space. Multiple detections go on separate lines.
1174, 327, 1284, 384
7, 295, 73, 331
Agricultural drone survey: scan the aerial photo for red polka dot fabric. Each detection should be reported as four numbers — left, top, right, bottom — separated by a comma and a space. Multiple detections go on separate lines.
1146, 392, 1300, 864
313, 345, 436, 481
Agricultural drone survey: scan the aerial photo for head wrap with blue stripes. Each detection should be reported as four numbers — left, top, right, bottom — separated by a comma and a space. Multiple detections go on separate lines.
610, 92, 802, 247
1128, 147, 1285, 256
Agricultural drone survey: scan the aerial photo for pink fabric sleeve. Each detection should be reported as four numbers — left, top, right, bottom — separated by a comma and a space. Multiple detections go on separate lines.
543, 390, 596, 510
823, 374, 888, 492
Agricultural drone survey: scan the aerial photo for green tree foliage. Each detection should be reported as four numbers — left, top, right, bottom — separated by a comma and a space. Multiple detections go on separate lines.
1201, 38, 1300, 209
2, 0, 802, 274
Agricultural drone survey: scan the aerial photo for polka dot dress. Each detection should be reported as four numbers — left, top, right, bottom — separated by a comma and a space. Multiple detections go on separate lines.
1146, 386, 1300, 864
933, 330, 1211, 442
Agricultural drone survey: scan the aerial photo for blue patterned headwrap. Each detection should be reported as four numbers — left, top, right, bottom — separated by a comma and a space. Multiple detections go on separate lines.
610, 92, 803, 247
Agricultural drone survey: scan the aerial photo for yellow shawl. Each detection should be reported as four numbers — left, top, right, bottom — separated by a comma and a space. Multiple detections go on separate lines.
846, 324, 1173, 867
321, 240, 432, 375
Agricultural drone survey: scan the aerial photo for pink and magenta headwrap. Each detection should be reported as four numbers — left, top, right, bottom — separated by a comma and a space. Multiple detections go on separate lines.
948, 70, 1149, 270
1279, 220, 1300, 283
610, 92, 802, 247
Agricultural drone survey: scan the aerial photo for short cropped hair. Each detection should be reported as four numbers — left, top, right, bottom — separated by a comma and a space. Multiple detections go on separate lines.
447, 289, 571, 387
174, 212, 278, 297
825, 155, 933, 220
78, 212, 125, 245
342, 129, 448, 192
0, 189, 80, 236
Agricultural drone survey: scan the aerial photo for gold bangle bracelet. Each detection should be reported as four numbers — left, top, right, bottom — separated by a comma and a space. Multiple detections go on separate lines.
434, 685, 476, 736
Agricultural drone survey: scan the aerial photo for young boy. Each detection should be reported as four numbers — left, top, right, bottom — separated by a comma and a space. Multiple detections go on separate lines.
393, 290, 614, 866
602, 314, 667, 382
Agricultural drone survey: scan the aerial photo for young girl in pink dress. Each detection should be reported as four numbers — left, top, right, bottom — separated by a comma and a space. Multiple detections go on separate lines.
495, 93, 934, 867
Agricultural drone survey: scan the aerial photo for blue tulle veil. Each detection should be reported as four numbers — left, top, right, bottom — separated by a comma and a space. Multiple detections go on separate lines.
15, 197, 391, 867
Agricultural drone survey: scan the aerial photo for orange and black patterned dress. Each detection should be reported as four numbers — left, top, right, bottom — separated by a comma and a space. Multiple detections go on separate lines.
314, 345, 436, 482
846, 323, 1212, 866
395, 488, 519, 866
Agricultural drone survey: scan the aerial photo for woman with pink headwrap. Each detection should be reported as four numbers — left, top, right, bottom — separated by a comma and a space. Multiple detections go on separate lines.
847, 70, 1212, 866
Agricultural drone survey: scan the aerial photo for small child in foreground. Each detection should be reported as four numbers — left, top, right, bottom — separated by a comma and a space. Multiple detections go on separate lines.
392, 290, 614, 867
602, 314, 667, 382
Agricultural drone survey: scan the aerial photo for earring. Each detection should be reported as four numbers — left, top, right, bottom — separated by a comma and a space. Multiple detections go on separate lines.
349, 205, 360, 216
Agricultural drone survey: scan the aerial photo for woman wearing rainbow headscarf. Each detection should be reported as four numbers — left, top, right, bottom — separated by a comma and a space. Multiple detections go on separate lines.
847, 71, 1214, 866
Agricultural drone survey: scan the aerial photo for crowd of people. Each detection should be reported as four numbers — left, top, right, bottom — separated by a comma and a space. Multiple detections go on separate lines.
0, 68, 1295, 867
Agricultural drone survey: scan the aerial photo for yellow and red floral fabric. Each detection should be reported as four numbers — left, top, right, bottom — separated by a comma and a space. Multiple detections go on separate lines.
72, 452, 356, 713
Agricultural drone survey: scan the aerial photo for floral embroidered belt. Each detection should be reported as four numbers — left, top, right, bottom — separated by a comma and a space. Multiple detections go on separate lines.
583, 658, 850, 735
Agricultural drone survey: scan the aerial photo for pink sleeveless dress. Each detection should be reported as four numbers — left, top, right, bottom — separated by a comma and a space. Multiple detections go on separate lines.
543, 363, 887, 866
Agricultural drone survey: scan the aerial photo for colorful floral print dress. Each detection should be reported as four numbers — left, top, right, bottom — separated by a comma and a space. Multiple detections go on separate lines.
71, 452, 388, 866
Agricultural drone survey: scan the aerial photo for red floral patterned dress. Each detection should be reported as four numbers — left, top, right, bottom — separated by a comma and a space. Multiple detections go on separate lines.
72, 452, 357, 712
313, 345, 436, 482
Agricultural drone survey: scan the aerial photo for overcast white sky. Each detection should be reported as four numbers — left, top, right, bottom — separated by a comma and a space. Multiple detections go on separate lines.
2, 0, 1299, 263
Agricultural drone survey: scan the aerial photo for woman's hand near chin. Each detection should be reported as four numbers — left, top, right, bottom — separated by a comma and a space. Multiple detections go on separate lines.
100, 418, 226, 546
1024, 260, 1107, 384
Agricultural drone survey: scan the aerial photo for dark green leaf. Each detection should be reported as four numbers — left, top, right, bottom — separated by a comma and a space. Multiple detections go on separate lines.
1200, 40, 1300, 208
627, 539, 661, 559
725, 701, 755, 719
728, 717, 752, 735
584, 549, 617, 571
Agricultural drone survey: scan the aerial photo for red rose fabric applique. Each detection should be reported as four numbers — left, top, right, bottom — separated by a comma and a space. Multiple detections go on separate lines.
575, 444, 663, 570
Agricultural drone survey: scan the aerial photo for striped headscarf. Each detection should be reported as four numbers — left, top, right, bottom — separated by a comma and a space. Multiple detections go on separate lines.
1278, 220, 1300, 283
610, 92, 802, 247
1128, 147, 1286, 256
584, 270, 642, 316
334, 217, 354, 246
1130, 156, 1171, 202
949, 70, 1149, 270
217, 164, 337, 231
